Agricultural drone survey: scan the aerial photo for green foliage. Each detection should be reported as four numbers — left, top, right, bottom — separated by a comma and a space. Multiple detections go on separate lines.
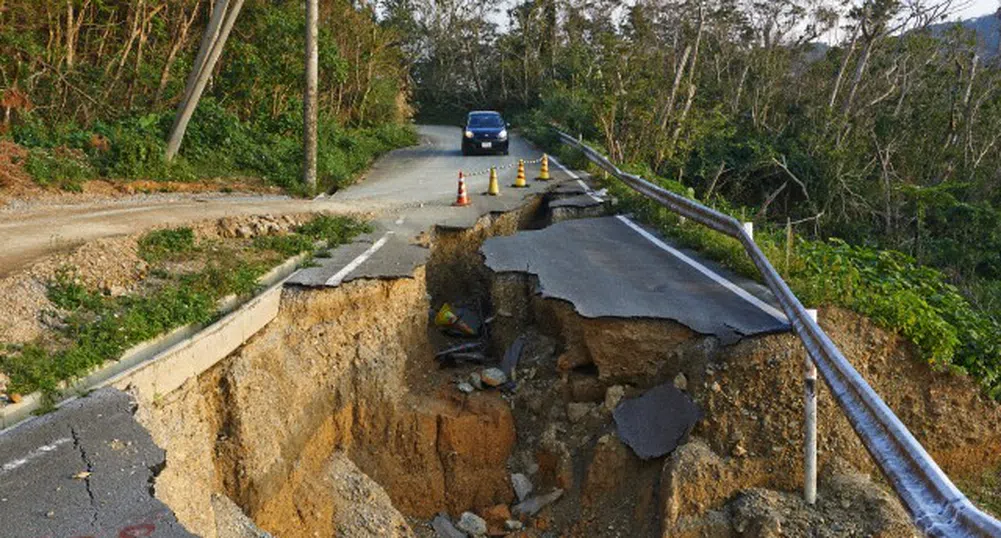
253, 234, 316, 258
23, 149, 93, 192
138, 227, 196, 263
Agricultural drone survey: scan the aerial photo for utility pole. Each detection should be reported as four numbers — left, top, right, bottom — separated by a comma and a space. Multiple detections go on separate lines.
304, 0, 319, 192
166, 0, 245, 161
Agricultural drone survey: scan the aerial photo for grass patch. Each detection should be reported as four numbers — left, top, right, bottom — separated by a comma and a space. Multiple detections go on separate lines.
0, 214, 369, 401
138, 227, 196, 262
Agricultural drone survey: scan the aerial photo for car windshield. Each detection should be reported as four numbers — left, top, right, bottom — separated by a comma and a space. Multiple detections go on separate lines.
468, 114, 504, 128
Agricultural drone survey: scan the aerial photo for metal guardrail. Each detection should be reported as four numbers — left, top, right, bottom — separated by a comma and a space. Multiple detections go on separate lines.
554, 129, 1001, 538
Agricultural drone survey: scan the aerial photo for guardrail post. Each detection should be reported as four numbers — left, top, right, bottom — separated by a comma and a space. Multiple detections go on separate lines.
742, 221, 754, 240
805, 308, 819, 505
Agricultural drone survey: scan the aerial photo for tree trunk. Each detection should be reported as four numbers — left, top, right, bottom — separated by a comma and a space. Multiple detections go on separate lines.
303, 0, 319, 192
179, 0, 229, 112
165, 0, 244, 161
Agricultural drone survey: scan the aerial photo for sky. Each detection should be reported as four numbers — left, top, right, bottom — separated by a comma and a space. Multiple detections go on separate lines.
952, 0, 999, 20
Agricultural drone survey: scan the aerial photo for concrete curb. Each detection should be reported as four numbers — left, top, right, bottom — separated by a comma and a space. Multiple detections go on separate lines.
0, 249, 312, 432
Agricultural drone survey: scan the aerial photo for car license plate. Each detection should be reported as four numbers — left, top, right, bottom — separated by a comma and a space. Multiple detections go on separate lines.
481, 142, 492, 149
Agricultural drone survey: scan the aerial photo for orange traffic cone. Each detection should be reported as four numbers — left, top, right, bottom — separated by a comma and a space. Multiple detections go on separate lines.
486, 167, 500, 196
454, 171, 471, 206
537, 154, 551, 181
512, 160, 528, 188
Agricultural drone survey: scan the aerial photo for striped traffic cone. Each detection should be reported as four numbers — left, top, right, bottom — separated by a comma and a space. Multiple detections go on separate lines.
486, 167, 500, 196
453, 171, 471, 206
512, 160, 528, 188
537, 154, 551, 181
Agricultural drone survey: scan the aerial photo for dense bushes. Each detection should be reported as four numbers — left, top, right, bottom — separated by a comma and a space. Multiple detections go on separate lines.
9, 99, 416, 192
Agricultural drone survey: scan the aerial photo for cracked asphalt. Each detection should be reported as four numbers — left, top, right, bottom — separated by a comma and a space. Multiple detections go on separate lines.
0, 389, 195, 537
481, 216, 790, 344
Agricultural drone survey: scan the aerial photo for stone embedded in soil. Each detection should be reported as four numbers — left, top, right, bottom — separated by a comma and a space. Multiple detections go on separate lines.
512, 488, 564, 517
511, 473, 533, 502
470, 372, 484, 390
457, 511, 487, 536
673, 372, 688, 391
431, 514, 466, 538
566, 402, 593, 423
457, 382, 475, 394
604, 385, 625, 411
480, 368, 508, 387
504, 519, 523, 531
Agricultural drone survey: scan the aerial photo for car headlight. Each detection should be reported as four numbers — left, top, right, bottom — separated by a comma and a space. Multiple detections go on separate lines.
465, 130, 474, 139
498, 129, 508, 140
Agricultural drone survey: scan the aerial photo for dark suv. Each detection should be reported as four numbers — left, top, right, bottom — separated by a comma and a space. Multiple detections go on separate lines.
461, 111, 509, 156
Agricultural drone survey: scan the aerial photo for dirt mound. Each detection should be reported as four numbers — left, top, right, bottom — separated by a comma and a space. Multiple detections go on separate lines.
694, 307, 1001, 488
0, 234, 148, 344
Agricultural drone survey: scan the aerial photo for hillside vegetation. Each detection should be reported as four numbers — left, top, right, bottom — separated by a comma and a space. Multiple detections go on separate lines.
387, 0, 1001, 397
0, 0, 415, 193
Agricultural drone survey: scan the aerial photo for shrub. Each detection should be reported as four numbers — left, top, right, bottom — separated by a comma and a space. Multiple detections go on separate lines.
24, 149, 94, 191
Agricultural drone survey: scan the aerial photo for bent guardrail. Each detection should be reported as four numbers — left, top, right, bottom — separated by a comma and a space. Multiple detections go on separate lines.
553, 128, 1001, 538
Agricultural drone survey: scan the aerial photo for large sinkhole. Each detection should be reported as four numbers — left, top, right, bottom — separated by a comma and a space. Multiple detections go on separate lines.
135, 193, 999, 538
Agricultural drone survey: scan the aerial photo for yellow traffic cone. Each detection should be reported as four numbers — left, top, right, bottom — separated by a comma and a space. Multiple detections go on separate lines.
537, 154, 551, 181
512, 160, 528, 188
486, 167, 500, 196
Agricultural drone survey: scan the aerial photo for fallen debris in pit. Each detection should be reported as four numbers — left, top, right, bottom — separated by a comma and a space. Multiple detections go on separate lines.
435, 342, 490, 367
511, 473, 533, 502
499, 335, 526, 380
431, 514, 466, 538
512, 488, 565, 517
435, 342, 484, 357
481, 367, 507, 387
456, 512, 487, 536
434, 303, 482, 337
613, 382, 702, 459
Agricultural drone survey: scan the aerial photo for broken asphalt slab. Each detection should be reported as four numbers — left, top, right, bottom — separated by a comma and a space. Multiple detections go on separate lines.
613, 382, 702, 460
481, 216, 789, 344
0, 388, 194, 537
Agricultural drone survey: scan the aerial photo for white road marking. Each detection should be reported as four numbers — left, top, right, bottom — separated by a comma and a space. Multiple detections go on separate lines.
0, 437, 72, 476
324, 232, 394, 287
395, 217, 405, 225
615, 215, 789, 323
549, 156, 604, 202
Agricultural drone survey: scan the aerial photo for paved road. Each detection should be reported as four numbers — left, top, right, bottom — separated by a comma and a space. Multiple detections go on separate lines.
0, 389, 195, 537
290, 125, 569, 286
482, 216, 788, 344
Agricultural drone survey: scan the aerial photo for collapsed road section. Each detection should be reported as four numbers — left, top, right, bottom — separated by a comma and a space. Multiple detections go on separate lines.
2, 160, 1001, 538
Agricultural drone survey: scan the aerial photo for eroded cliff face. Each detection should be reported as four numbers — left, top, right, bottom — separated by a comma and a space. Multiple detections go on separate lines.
137, 266, 516, 537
